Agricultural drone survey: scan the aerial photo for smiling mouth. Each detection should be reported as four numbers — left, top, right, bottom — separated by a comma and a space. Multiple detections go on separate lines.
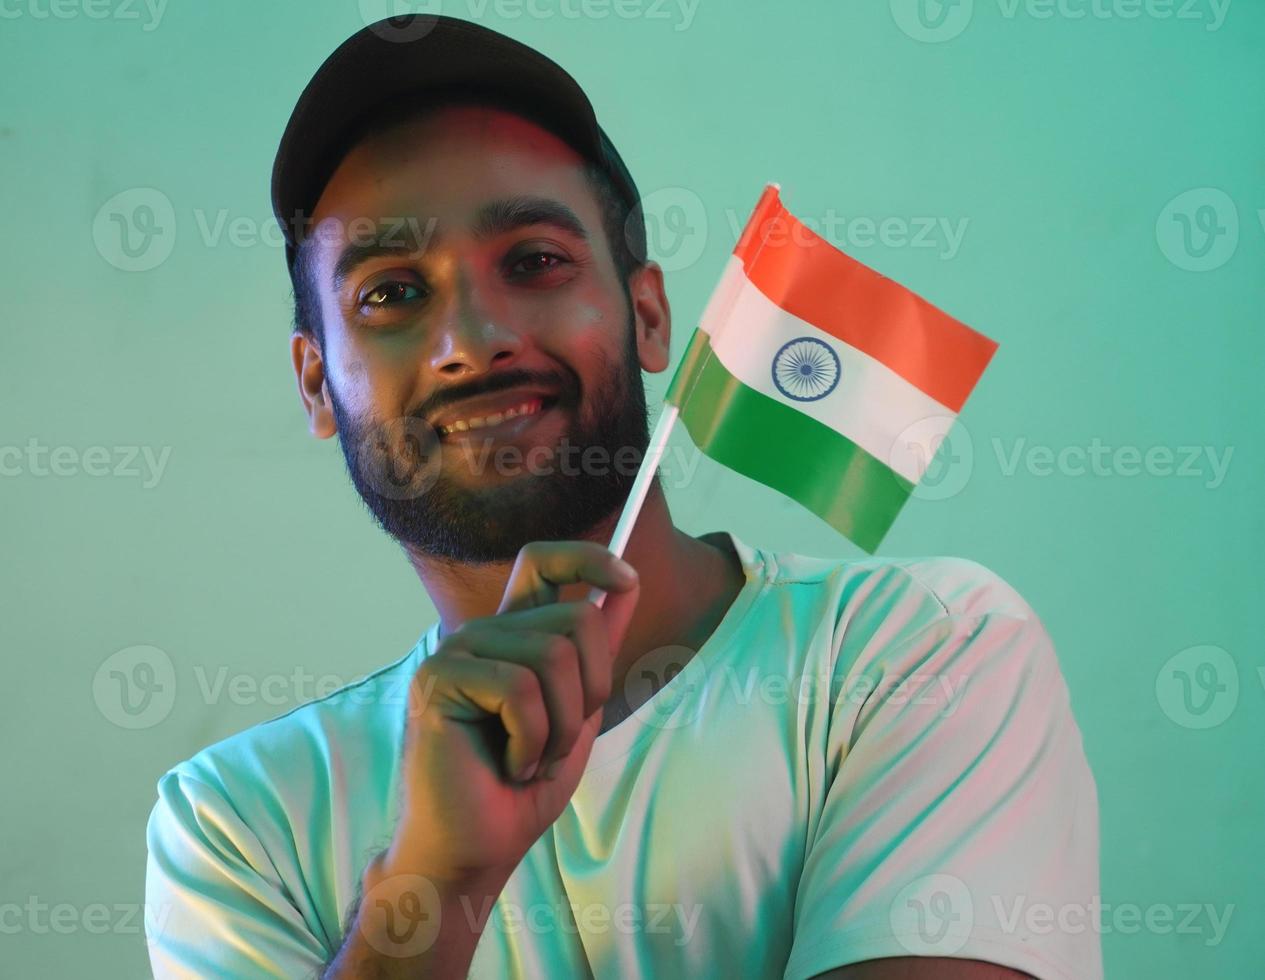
435, 395, 560, 439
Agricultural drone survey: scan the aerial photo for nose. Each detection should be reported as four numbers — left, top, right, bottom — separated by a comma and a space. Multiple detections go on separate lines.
428, 274, 524, 378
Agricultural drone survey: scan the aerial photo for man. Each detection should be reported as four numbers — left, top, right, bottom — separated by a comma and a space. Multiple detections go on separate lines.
144, 15, 1101, 979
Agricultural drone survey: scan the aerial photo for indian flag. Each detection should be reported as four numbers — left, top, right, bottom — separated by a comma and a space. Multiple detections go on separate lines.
662, 183, 999, 553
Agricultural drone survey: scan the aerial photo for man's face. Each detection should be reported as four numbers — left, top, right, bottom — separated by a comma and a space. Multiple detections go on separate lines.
295, 104, 668, 563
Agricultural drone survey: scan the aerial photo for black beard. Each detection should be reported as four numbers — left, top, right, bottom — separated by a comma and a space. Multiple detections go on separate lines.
328, 311, 652, 564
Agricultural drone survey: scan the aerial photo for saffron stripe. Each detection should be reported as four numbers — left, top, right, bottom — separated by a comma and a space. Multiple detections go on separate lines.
696, 255, 956, 483
731, 185, 998, 413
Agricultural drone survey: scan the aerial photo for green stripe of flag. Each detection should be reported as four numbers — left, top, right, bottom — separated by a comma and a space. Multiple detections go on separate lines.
666, 331, 913, 553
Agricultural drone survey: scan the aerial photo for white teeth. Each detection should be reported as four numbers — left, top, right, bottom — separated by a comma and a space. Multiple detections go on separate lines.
439, 399, 544, 436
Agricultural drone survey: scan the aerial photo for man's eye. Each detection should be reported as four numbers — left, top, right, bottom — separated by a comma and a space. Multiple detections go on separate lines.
510, 251, 568, 276
361, 282, 423, 308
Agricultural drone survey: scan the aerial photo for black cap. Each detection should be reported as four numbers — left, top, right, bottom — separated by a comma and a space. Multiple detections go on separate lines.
271, 14, 641, 278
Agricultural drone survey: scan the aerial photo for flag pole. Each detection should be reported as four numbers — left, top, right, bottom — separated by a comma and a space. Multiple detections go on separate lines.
585, 401, 680, 610
586, 180, 781, 609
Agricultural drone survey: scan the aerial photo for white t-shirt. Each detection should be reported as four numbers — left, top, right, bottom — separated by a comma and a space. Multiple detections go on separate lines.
145, 531, 1102, 979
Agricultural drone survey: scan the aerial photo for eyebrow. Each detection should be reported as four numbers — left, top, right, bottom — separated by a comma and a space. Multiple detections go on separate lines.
329, 195, 590, 292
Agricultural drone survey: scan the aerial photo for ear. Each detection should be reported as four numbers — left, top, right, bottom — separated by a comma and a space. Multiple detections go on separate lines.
290, 331, 337, 439
628, 261, 671, 374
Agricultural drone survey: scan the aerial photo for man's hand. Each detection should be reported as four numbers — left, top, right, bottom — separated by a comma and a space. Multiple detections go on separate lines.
324, 541, 640, 978
380, 539, 641, 886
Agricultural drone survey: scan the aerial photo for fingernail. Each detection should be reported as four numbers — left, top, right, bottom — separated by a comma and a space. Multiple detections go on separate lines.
516, 761, 538, 782
613, 559, 638, 584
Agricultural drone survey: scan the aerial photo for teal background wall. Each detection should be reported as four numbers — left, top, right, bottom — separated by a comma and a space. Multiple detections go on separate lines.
1, 1, 1260, 976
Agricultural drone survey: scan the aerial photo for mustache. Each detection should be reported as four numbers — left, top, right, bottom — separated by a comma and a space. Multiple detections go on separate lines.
407, 368, 577, 425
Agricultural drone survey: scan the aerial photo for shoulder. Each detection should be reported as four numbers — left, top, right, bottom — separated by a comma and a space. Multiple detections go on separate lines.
830, 552, 1040, 623
150, 636, 427, 819
780, 555, 1101, 980
763, 545, 1044, 642
751, 546, 1064, 718
884, 555, 1042, 622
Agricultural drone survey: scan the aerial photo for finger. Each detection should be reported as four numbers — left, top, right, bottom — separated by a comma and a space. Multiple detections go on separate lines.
455, 626, 586, 775
479, 602, 612, 719
497, 541, 638, 616
418, 654, 550, 782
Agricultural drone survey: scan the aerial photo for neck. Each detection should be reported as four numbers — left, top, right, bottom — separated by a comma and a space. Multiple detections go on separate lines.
401, 479, 745, 674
